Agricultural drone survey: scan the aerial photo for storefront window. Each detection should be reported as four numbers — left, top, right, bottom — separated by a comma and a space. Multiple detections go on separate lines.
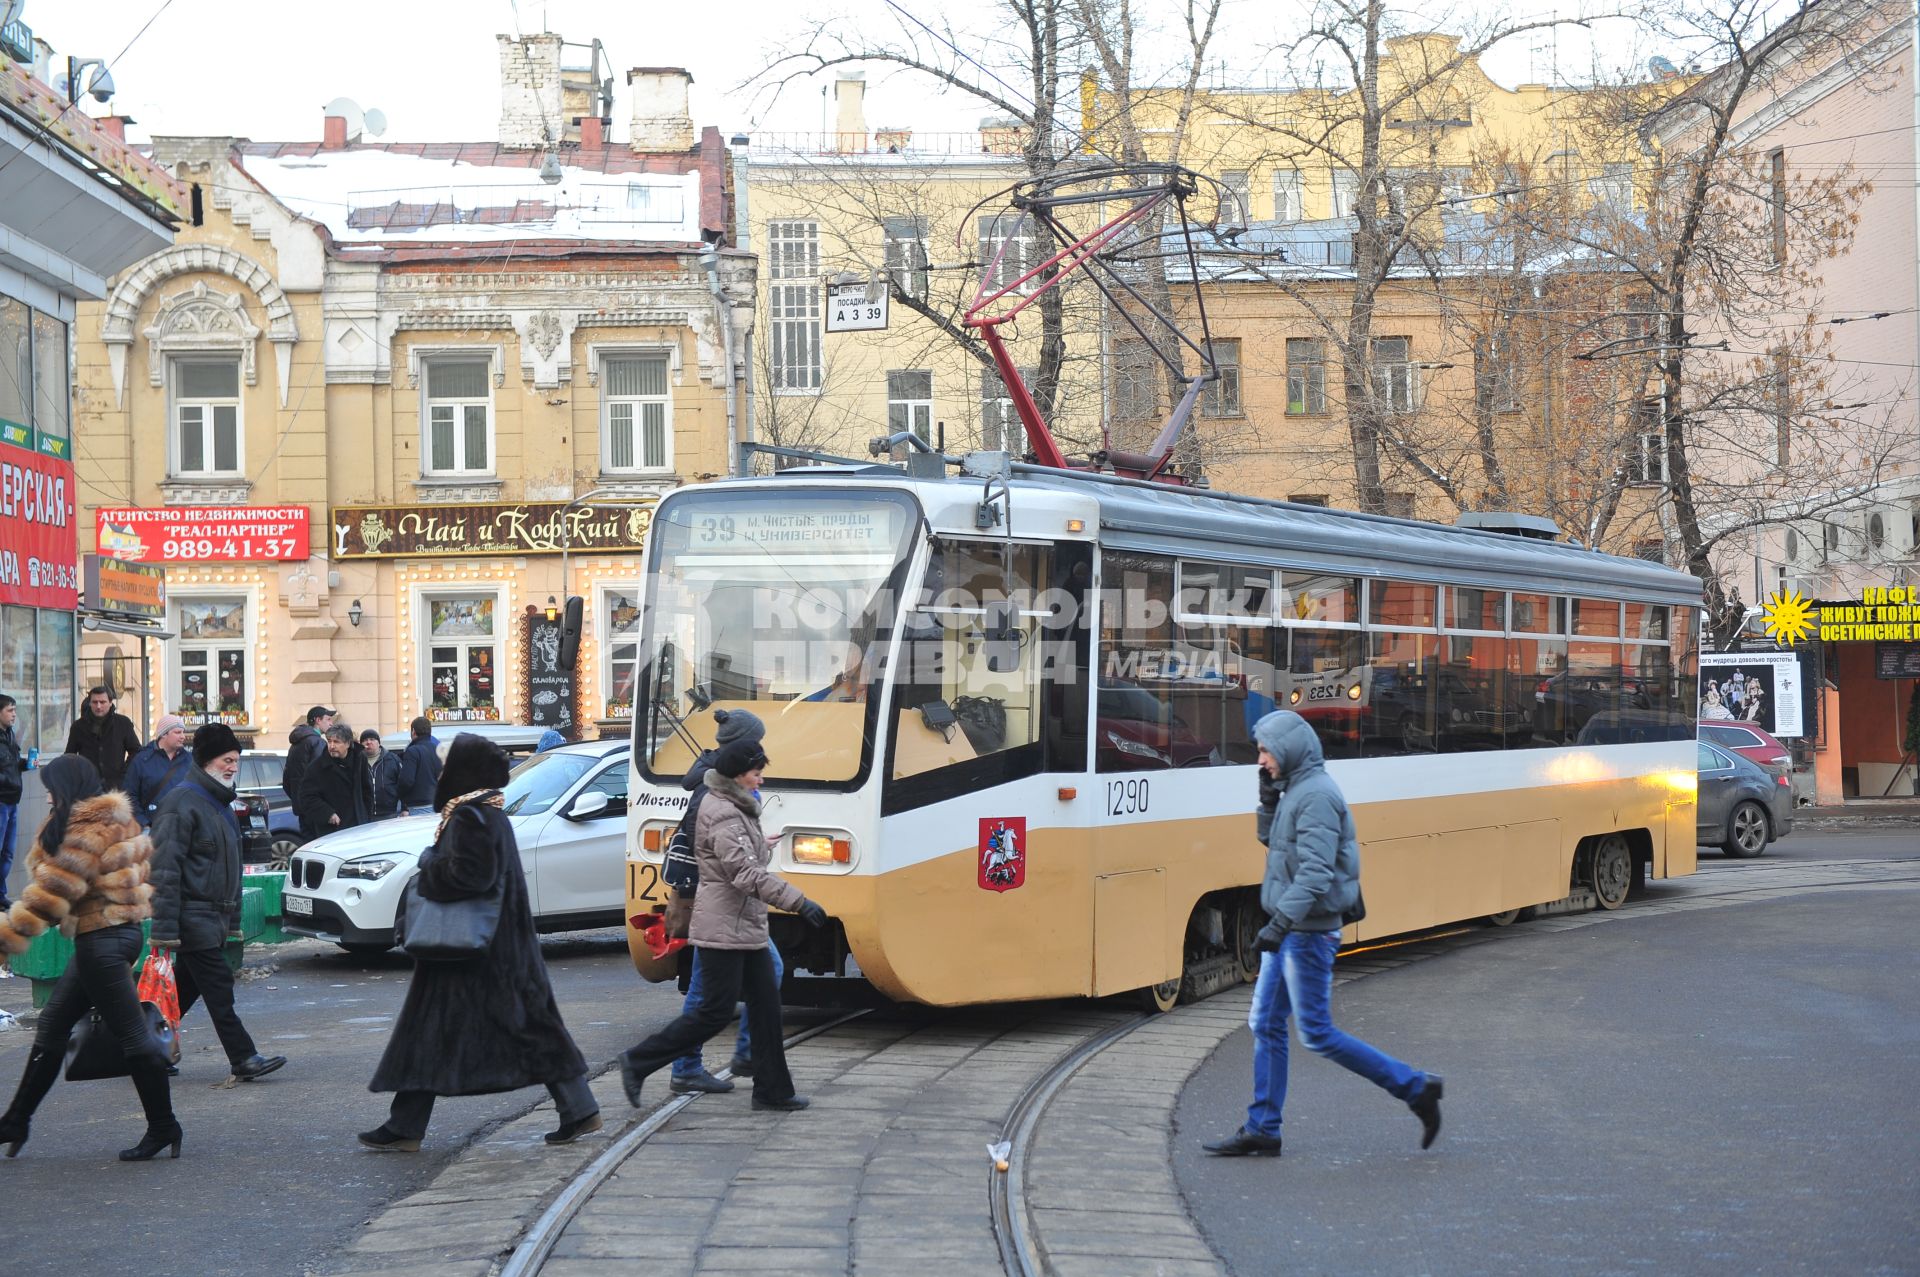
174, 598, 249, 725
605, 588, 641, 716
32, 312, 67, 449
1, 605, 37, 749
36, 610, 72, 747
427, 594, 499, 717
0, 299, 27, 436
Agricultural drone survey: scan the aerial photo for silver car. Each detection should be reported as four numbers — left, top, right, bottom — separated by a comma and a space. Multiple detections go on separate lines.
1697, 740, 1793, 857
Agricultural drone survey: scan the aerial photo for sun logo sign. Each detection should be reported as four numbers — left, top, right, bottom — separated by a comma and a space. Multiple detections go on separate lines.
1762, 587, 1815, 647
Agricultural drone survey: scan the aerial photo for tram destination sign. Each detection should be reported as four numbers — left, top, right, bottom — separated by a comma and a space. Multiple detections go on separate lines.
331, 499, 656, 559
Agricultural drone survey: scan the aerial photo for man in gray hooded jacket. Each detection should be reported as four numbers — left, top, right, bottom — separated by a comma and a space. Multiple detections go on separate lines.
1203, 710, 1443, 1156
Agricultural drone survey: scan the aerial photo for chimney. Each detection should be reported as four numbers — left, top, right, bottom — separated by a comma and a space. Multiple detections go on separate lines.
979, 116, 1027, 156
498, 32, 566, 151
99, 115, 132, 143
831, 73, 867, 152
579, 115, 606, 149
322, 111, 349, 151
627, 67, 694, 152
874, 126, 912, 153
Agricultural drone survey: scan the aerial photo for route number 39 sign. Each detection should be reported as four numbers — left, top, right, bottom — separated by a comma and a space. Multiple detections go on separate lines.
826, 280, 890, 333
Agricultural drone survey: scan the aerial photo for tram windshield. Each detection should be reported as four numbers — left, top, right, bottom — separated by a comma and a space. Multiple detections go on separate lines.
636, 487, 918, 786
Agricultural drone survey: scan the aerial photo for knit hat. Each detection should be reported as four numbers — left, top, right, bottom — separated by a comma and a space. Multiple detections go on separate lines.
713, 708, 765, 747
192, 722, 243, 767
713, 737, 769, 778
154, 713, 186, 738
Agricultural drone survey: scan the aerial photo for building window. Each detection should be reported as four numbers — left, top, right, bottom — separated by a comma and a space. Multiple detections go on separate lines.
31, 312, 66, 448
1201, 340, 1241, 417
883, 216, 930, 301
1626, 397, 1667, 484
173, 597, 250, 726
768, 220, 822, 392
422, 358, 492, 476
1330, 169, 1358, 218
602, 354, 671, 472
1372, 336, 1415, 413
978, 213, 1040, 293
1220, 170, 1251, 221
1288, 493, 1329, 507
1272, 169, 1302, 222
1772, 348, 1791, 466
425, 594, 500, 719
1112, 338, 1157, 420
604, 588, 642, 717
979, 366, 1037, 453
1769, 148, 1787, 267
1383, 491, 1415, 519
886, 369, 933, 443
1286, 337, 1326, 415
1477, 335, 1520, 412
172, 359, 243, 477
1633, 538, 1666, 563
1589, 162, 1633, 210
0, 604, 73, 756
0, 299, 27, 436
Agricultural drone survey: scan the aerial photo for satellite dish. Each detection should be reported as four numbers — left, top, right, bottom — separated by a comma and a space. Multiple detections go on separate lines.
321, 97, 387, 142
1648, 55, 1680, 81
363, 108, 388, 138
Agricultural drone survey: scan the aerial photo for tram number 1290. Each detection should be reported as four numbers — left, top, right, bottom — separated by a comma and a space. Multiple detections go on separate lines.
1106, 778, 1150, 816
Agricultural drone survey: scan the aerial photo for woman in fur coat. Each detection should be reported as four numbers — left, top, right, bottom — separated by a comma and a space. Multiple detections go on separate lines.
358, 734, 601, 1151
0, 755, 180, 1161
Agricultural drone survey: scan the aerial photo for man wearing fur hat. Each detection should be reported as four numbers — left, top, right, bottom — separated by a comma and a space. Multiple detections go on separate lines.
150, 722, 288, 1082
124, 715, 194, 829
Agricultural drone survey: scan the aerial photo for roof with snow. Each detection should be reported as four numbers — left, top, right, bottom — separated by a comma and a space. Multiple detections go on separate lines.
1166, 212, 1629, 283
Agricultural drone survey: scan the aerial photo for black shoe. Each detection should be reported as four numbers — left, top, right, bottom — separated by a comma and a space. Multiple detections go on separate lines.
231, 1054, 287, 1081
119, 1121, 184, 1161
669, 1069, 734, 1095
1202, 1126, 1283, 1157
0, 1113, 27, 1158
751, 1093, 810, 1112
1410, 1075, 1444, 1150
356, 1125, 421, 1152
726, 1055, 754, 1078
545, 1111, 604, 1145
619, 1054, 652, 1109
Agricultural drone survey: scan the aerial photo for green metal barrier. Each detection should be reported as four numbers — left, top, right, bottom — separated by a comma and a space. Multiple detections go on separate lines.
12, 887, 265, 1004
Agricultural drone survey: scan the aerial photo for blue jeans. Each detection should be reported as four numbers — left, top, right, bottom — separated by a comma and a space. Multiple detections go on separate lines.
1245, 929, 1426, 1138
671, 940, 783, 1079
0, 802, 15, 903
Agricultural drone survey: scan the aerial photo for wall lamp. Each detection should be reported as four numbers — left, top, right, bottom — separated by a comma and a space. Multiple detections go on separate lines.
544, 595, 560, 623
348, 599, 364, 627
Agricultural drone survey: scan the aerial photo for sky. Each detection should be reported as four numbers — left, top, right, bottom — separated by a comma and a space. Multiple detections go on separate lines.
29, 0, 1666, 148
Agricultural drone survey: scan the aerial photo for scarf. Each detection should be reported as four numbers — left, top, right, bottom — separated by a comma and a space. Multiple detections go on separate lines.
432, 788, 504, 844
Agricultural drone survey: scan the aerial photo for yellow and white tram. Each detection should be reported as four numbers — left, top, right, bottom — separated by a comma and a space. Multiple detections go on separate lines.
624, 466, 1701, 1009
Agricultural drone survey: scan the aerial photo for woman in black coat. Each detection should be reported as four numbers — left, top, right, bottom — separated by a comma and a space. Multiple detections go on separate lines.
358, 734, 601, 1150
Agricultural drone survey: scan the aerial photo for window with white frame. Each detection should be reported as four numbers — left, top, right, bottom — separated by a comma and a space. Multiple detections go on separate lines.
604, 588, 642, 716
886, 369, 933, 443
767, 220, 821, 392
883, 216, 930, 300
173, 597, 250, 726
424, 594, 500, 718
1477, 334, 1521, 412
1112, 338, 1157, 420
1330, 169, 1359, 218
980, 366, 1037, 453
1271, 169, 1302, 222
1286, 337, 1326, 415
423, 358, 493, 476
978, 213, 1040, 293
1201, 340, 1241, 417
1371, 336, 1415, 413
172, 359, 242, 477
1626, 396, 1666, 484
1220, 171, 1251, 222
602, 354, 672, 471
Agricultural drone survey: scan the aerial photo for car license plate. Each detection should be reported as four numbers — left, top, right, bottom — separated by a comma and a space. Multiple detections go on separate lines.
283, 894, 313, 916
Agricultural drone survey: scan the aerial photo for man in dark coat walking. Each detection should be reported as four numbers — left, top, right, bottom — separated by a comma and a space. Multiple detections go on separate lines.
150, 723, 287, 1082
0, 694, 25, 909
361, 729, 402, 819
282, 706, 334, 836
64, 687, 141, 791
395, 717, 441, 816
123, 714, 194, 829
299, 726, 373, 835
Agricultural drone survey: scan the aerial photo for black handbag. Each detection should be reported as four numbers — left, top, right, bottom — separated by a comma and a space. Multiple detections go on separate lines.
64, 1004, 179, 1081
1342, 886, 1368, 927
397, 871, 504, 961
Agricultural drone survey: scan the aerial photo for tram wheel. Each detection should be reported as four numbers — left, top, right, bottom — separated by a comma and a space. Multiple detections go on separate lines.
1485, 908, 1523, 927
1589, 833, 1633, 911
1138, 977, 1181, 1014
1232, 897, 1263, 983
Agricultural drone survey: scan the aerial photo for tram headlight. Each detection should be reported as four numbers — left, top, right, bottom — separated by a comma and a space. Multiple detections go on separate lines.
790, 833, 852, 866
1289, 688, 1302, 705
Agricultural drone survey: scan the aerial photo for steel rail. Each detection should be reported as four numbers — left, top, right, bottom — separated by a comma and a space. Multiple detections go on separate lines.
498, 1008, 872, 1277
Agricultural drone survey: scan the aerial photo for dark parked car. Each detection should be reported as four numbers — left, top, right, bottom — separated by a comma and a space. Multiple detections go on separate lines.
235, 749, 303, 864
1697, 739, 1793, 857
1534, 670, 1650, 743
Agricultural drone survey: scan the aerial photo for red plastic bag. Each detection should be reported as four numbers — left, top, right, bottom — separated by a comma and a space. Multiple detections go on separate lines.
639, 916, 687, 962
138, 949, 182, 1029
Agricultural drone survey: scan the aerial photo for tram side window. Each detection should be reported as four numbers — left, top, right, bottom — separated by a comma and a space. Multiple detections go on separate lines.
1284, 627, 1365, 758
1098, 551, 1181, 772
1362, 629, 1440, 756
1671, 607, 1700, 730
1226, 622, 1280, 763
1171, 560, 1267, 767
1511, 591, 1570, 746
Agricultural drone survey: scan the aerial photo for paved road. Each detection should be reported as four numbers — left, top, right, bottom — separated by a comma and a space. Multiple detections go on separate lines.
0, 931, 689, 1277
1172, 883, 1920, 1275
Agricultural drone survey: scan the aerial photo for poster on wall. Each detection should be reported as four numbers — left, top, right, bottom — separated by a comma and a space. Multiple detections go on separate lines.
177, 600, 246, 641
0, 443, 78, 609
523, 610, 577, 736
1699, 651, 1803, 739
95, 507, 310, 563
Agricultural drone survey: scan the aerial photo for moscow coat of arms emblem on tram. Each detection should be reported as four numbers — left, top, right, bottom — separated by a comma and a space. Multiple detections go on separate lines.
978, 818, 1026, 892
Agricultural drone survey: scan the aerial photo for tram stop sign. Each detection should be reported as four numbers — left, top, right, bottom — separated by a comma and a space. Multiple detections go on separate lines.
826, 277, 890, 333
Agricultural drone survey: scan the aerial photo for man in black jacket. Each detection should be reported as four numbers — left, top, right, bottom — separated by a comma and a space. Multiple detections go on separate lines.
299, 725, 373, 835
0, 694, 24, 909
395, 716, 441, 816
282, 706, 334, 835
150, 723, 287, 1082
64, 687, 141, 790
361, 729, 402, 819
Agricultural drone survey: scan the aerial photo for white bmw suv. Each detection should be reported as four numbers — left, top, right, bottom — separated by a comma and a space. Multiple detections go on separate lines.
280, 739, 631, 954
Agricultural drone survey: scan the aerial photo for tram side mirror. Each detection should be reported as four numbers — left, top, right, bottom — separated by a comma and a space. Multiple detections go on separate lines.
687, 683, 713, 711
556, 595, 586, 667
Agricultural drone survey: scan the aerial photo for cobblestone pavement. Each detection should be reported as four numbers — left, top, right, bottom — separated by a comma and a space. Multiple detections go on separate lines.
318, 854, 1920, 1277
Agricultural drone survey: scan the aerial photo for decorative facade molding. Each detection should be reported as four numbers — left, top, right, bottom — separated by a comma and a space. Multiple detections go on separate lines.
585, 339, 685, 387
514, 310, 581, 389
159, 479, 253, 506
101, 243, 300, 408
410, 479, 507, 503
143, 283, 262, 388
404, 343, 508, 389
